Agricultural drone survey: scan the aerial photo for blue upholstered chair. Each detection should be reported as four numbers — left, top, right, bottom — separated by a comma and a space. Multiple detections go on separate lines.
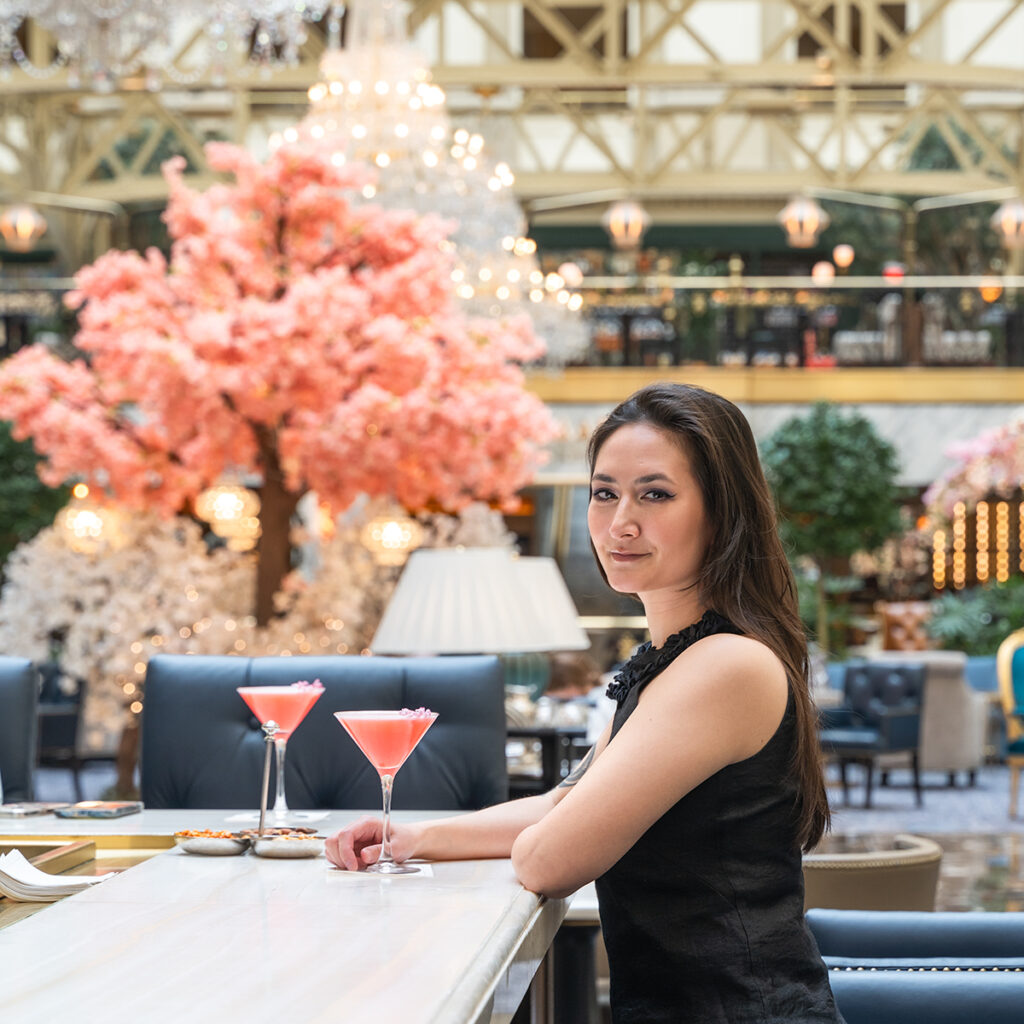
817, 662, 925, 807
0, 656, 39, 802
812, 908, 1024, 1024
140, 654, 508, 811
808, 908, 1024, 971
829, 969, 1024, 1024
997, 628, 1024, 817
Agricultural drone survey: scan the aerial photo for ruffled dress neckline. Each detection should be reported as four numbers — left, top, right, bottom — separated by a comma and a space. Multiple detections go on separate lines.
605, 609, 736, 707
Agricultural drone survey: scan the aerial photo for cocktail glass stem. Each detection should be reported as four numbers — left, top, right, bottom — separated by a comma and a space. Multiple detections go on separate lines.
273, 736, 290, 818
378, 773, 396, 869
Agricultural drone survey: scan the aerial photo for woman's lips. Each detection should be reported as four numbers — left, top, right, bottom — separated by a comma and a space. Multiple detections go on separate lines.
609, 551, 647, 562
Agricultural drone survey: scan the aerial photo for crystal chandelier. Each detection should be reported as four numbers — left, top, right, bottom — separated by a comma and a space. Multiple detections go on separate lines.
0, 1, 343, 90
279, 0, 588, 366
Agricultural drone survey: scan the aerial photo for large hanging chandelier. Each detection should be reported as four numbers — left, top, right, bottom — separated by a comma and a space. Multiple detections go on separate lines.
0, 1, 343, 90
280, 0, 588, 366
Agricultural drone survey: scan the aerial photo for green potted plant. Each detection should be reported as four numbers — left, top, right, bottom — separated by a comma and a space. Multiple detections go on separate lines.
762, 402, 903, 654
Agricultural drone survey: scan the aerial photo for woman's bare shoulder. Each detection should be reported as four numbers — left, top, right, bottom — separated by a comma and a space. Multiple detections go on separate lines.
646, 631, 789, 755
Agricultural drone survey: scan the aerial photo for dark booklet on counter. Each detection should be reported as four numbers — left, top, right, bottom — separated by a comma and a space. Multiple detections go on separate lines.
54, 801, 144, 819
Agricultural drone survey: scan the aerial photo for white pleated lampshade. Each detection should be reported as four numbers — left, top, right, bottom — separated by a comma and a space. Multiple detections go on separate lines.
370, 547, 588, 655
513, 556, 589, 652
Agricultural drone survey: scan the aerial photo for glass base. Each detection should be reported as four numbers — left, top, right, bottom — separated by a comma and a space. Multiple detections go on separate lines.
367, 860, 421, 875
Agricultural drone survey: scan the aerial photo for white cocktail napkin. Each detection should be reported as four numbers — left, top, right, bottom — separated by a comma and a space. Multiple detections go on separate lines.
0, 850, 109, 902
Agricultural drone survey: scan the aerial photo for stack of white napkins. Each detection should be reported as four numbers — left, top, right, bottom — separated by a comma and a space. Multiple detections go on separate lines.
0, 849, 109, 902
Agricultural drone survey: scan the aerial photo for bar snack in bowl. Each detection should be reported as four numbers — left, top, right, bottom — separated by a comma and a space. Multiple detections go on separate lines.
246, 826, 326, 859
174, 829, 250, 856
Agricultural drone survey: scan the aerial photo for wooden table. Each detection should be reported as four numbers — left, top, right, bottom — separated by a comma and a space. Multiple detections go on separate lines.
0, 809, 567, 1024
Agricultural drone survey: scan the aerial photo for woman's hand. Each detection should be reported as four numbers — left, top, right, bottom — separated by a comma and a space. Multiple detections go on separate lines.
325, 816, 420, 870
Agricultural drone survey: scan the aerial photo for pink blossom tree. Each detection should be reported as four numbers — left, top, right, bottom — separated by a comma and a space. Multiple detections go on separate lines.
0, 142, 557, 624
923, 417, 1024, 523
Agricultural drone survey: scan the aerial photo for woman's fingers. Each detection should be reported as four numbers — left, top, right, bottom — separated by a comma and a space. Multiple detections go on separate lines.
359, 843, 382, 865
325, 816, 382, 870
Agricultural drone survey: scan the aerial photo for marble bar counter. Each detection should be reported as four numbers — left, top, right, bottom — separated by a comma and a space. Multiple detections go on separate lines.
0, 809, 567, 1024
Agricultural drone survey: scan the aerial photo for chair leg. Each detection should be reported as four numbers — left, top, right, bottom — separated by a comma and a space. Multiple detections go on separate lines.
1011, 764, 1021, 819
71, 757, 84, 803
838, 759, 850, 806
947, 771, 956, 788
911, 750, 923, 807
863, 759, 874, 809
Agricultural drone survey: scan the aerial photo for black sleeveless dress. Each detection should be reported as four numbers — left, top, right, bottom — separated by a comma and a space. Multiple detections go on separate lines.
595, 610, 844, 1023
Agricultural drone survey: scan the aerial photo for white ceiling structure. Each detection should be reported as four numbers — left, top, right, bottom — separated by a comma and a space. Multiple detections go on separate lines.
0, 1, 1020, 267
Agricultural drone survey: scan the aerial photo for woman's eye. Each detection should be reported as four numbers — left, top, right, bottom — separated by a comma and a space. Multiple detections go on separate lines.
590, 488, 616, 501
643, 489, 673, 501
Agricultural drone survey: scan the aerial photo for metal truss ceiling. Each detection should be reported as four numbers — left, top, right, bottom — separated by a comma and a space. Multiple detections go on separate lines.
0, 0, 1020, 265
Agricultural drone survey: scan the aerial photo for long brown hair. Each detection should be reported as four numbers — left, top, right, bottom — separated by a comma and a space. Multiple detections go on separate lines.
587, 381, 829, 850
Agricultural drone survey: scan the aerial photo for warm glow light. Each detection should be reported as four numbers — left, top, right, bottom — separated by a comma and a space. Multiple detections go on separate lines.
0, 203, 47, 252
882, 262, 906, 282
194, 483, 261, 551
976, 501, 990, 583
557, 262, 584, 288
811, 261, 835, 285
932, 529, 946, 590
991, 198, 1024, 250
952, 502, 967, 589
359, 514, 425, 566
602, 200, 650, 250
979, 277, 1003, 303
778, 197, 829, 248
832, 243, 855, 269
57, 498, 126, 555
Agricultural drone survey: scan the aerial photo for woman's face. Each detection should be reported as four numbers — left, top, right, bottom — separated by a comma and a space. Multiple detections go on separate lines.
588, 421, 710, 602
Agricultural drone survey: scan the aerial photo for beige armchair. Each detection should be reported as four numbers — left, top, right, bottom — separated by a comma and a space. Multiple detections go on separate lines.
869, 650, 987, 785
803, 833, 942, 911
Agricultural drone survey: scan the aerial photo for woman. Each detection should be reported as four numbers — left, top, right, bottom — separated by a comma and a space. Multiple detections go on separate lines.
326, 382, 843, 1023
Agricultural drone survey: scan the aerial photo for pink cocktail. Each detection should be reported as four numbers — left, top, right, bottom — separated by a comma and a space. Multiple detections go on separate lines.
334, 709, 438, 874
238, 681, 323, 818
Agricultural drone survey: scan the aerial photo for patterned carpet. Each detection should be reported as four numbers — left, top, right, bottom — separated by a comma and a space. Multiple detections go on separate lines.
826, 763, 1023, 835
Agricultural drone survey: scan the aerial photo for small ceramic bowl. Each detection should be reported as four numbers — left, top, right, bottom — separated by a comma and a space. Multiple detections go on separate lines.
250, 834, 325, 859
174, 832, 250, 856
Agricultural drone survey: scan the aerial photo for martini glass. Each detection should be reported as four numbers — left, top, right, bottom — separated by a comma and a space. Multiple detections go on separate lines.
237, 681, 323, 819
334, 708, 438, 874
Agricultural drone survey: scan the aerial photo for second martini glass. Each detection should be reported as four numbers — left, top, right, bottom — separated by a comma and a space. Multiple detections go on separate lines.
237, 681, 323, 819
334, 708, 438, 874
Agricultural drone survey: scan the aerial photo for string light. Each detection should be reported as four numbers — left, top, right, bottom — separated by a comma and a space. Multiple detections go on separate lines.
952, 501, 967, 589
931, 528, 946, 590
975, 501, 990, 583
995, 501, 1009, 583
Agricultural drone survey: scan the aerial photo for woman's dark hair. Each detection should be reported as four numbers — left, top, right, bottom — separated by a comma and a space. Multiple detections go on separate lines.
587, 381, 829, 851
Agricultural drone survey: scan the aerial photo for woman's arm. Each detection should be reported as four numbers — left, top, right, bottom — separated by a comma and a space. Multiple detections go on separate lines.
325, 723, 613, 871
511, 633, 789, 898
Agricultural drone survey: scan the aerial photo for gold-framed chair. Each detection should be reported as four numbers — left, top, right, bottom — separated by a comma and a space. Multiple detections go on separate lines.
997, 628, 1024, 817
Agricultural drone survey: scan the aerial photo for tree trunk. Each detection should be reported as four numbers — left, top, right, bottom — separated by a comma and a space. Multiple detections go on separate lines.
815, 569, 830, 658
254, 430, 300, 627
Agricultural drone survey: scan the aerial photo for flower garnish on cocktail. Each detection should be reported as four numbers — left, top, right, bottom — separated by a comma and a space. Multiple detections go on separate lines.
237, 680, 324, 819
334, 707, 438, 874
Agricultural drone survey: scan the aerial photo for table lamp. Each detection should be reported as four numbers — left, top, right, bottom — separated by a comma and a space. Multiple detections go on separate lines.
370, 547, 589, 655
